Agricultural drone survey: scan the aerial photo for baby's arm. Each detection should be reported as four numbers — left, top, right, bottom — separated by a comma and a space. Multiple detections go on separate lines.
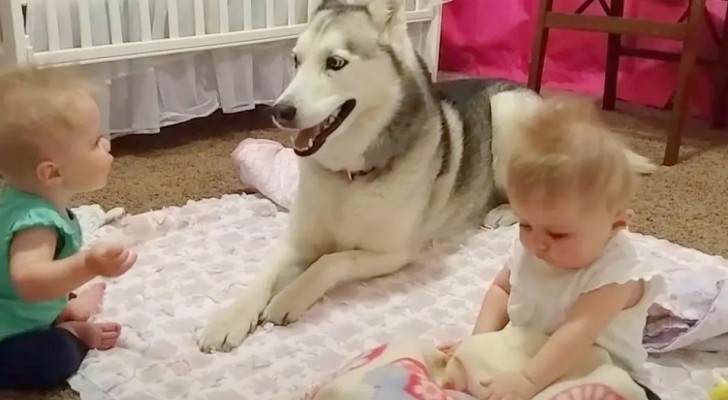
473, 264, 511, 334
9, 227, 94, 302
521, 280, 643, 392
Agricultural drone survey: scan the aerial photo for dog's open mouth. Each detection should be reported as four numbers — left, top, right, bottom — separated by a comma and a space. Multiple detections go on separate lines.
293, 99, 356, 157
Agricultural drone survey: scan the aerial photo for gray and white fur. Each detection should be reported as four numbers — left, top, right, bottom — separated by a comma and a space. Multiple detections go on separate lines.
197, 0, 655, 353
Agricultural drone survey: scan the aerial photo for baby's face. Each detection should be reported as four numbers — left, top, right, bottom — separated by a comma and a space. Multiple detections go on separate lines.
508, 187, 629, 270
56, 95, 113, 193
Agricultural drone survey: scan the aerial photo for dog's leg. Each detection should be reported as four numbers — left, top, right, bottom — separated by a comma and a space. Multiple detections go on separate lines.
260, 249, 410, 325
483, 204, 518, 229
196, 240, 315, 352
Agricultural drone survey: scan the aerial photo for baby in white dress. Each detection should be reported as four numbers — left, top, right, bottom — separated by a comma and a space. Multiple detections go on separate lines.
472, 97, 664, 400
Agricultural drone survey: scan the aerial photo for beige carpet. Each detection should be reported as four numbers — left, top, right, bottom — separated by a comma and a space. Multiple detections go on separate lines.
3, 96, 727, 400
72, 100, 728, 258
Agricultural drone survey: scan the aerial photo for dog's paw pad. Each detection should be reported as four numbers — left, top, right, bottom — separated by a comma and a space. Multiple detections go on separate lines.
196, 305, 261, 353
260, 292, 306, 326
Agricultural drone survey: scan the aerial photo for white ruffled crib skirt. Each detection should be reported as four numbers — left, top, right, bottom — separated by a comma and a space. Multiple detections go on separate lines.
24, 0, 431, 138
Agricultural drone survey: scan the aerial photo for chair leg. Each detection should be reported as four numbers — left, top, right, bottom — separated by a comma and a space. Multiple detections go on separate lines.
712, 4, 728, 129
528, 0, 554, 92
603, 0, 625, 111
664, 0, 704, 166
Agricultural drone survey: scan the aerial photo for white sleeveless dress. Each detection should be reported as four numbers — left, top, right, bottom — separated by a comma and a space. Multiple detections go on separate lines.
506, 231, 665, 383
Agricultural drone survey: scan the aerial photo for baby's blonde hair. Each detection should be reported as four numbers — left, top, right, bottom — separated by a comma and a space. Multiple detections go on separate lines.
506, 96, 638, 211
0, 65, 96, 182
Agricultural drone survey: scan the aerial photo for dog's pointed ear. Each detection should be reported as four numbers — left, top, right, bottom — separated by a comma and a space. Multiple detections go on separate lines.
316, 0, 341, 10
367, 0, 406, 41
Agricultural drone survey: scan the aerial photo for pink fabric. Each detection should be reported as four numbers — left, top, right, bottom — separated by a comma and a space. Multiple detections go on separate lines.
439, 0, 727, 119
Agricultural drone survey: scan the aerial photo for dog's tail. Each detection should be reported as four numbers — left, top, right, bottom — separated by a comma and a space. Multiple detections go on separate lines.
624, 149, 657, 175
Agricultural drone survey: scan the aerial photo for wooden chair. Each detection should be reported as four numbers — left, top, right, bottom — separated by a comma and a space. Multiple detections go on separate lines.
713, 2, 728, 129
528, 0, 728, 166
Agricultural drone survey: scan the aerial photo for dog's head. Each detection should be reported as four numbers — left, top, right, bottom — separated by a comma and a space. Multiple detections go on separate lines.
271, 0, 413, 159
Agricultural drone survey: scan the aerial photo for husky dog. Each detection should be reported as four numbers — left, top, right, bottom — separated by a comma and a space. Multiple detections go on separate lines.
197, 0, 655, 353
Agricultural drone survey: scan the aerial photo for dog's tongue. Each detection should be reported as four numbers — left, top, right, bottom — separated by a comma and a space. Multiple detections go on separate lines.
294, 126, 321, 149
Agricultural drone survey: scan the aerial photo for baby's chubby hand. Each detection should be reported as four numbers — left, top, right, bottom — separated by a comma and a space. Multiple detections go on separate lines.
437, 340, 462, 358
480, 371, 539, 400
83, 245, 137, 277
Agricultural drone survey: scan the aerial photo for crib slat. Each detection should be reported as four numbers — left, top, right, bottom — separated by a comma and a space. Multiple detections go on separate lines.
45, 0, 60, 50
0, 0, 26, 65
218, 0, 229, 33
167, 0, 179, 38
415, 0, 421, 10
77, 0, 93, 47
138, 0, 152, 41
151, 0, 167, 39
194, 0, 205, 36
108, 0, 123, 44
243, 0, 253, 31
287, 0, 295, 25
266, 0, 275, 27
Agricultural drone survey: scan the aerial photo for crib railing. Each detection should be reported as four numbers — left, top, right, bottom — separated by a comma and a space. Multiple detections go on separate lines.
0, 0, 441, 70
0, 0, 26, 67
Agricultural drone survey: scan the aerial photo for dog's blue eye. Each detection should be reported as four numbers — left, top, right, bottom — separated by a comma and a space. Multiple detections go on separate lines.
326, 56, 348, 71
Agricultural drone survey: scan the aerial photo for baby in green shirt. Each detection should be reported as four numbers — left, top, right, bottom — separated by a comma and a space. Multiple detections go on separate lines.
0, 66, 137, 390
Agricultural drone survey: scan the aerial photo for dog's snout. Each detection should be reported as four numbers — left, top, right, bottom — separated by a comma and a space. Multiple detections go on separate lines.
273, 103, 297, 124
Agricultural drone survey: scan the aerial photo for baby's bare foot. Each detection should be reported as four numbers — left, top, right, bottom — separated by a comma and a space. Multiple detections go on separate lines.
58, 321, 121, 350
74, 282, 107, 314
59, 282, 107, 322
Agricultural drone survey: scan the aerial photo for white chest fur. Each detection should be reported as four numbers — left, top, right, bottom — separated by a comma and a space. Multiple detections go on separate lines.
291, 159, 433, 255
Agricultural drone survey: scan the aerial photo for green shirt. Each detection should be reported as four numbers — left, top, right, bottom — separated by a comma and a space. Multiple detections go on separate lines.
0, 186, 82, 341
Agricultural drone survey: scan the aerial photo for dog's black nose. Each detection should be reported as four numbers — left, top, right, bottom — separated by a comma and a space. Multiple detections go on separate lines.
273, 103, 297, 124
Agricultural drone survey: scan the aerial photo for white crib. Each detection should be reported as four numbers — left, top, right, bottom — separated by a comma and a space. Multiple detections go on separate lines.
0, 0, 443, 137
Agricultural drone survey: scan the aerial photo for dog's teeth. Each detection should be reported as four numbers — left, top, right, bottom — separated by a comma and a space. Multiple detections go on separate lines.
308, 138, 314, 147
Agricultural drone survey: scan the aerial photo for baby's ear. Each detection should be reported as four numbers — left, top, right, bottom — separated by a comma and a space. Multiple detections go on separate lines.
36, 161, 63, 188
613, 208, 633, 231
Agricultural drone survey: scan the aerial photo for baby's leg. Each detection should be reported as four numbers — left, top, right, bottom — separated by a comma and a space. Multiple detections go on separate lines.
635, 381, 662, 400
58, 282, 107, 322
0, 327, 89, 390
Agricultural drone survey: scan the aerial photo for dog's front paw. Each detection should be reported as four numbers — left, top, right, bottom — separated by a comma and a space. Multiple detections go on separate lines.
483, 204, 518, 229
260, 288, 310, 326
197, 303, 260, 353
